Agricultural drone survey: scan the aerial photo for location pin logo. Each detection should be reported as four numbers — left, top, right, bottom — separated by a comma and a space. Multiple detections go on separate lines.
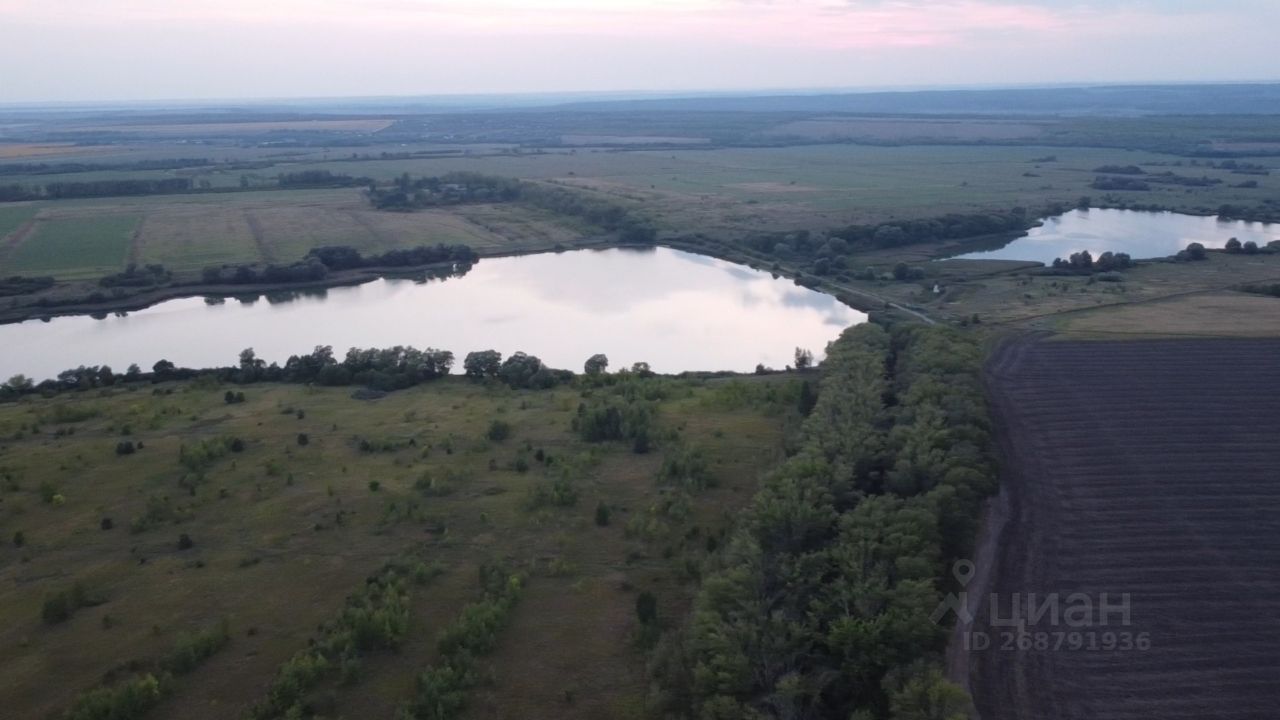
953, 559, 976, 587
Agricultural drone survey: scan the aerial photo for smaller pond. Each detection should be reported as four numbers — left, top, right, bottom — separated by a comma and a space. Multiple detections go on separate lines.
950, 208, 1280, 265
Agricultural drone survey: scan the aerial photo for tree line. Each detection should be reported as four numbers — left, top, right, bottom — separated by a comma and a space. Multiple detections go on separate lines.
198, 242, 477, 287
1049, 250, 1134, 274
0, 275, 55, 297
0, 158, 213, 176
649, 322, 996, 719
0, 343, 593, 401
734, 210, 1033, 280
368, 171, 658, 244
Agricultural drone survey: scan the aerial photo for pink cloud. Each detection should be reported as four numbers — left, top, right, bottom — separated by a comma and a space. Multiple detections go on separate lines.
0, 0, 1071, 48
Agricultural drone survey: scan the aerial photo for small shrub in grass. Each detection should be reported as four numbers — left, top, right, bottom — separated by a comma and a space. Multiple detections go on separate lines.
368, 480, 381, 492
486, 419, 512, 442
525, 477, 578, 509
162, 620, 231, 675
296, 433, 309, 446
64, 673, 162, 720
177, 534, 194, 550
42, 582, 104, 624
595, 502, 611, 526
635, 590, 658, 625
401, 564, 525, 720
249, 556, 422, 719
414, 470, 457, 497
115, 441, 136, 456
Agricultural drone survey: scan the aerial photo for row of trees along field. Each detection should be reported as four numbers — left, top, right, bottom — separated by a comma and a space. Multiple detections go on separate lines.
199, 242, 476, 285
0, 345, 578, 400
650, 323, 996, 719
738, 210, 1034, 278
0, 178, 198, 201
368, 171, 658, 243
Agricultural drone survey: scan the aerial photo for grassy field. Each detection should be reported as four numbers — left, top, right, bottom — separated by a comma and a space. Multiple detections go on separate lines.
833, 250, 1280, 327
0, 203, 39, 242
6, 214, 139, 279
1056, 290, 1280, 338
0, 190, 588, 278
0, 373, 796, 719
8, 141, 1277, 242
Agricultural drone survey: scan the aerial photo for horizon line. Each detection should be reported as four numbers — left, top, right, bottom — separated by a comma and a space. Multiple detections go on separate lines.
5, 78, 1280, 111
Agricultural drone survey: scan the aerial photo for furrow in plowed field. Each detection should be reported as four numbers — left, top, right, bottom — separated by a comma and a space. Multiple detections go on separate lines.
971, 337, 1280, 720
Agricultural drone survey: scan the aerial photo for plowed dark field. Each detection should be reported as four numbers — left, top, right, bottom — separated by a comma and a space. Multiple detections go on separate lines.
971, 336, 1280, 720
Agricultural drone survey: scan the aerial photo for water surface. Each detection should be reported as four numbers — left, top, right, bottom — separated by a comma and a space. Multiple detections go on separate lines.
1, 247, 865, 380
952, 208, 1280, 264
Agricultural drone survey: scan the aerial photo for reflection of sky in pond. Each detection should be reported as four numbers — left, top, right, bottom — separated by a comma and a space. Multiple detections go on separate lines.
0, 247, 866, 380
952, 208, 1280, 264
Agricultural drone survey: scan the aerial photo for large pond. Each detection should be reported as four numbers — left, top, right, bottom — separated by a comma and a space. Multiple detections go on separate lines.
951, 208, 1280, 264
0, 247, 865, 381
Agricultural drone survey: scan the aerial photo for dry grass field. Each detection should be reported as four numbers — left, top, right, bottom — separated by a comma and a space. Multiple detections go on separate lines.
0, 144, 118, 160
1058, 291, 1280, 338
63, 120, 396, 136
0, 373, 794, 720
762, 117, 1047, 141
839, 251, 1280, 327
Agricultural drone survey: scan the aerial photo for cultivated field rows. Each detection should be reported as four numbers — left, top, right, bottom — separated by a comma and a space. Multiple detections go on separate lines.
974, 336, 1280, 720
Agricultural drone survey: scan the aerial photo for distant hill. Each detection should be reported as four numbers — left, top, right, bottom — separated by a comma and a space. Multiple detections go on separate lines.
542, 83, 1280, 116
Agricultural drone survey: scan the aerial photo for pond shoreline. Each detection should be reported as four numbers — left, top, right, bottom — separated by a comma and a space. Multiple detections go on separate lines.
0, 245, 868, 380
0, 235, 910, 327
0, 238, 623, 326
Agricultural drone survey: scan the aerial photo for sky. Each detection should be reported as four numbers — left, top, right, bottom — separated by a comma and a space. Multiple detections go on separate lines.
1, 0, 1277, 103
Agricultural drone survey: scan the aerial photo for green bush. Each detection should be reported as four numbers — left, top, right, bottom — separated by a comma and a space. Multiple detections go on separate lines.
162, 620, 231, 675
657, 445, 713, 492
401, 564, 525, 720
486, 419, 512, 442
65, 673, 163, 720
526, 476, 578, 509
250, 557, 424, 720
573, 397, 653, 443
41, 582, 103, 624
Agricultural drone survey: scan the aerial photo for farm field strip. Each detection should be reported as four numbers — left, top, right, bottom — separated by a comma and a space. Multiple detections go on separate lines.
5, 213, 139, 278
973, 336, 1280, 720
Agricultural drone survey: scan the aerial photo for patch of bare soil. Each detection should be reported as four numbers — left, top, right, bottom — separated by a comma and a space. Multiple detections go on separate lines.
970, 336, 1280, 719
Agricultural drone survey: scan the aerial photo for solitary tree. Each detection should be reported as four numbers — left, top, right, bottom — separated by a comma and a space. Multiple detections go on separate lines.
794, 348, 814, 370
239, 348, 265, 382
584, 354, 609, 376
463, 350, 502, 380
3, 374, 32, 393
1225, 237, 1243, 253
499, 352, 544, 388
